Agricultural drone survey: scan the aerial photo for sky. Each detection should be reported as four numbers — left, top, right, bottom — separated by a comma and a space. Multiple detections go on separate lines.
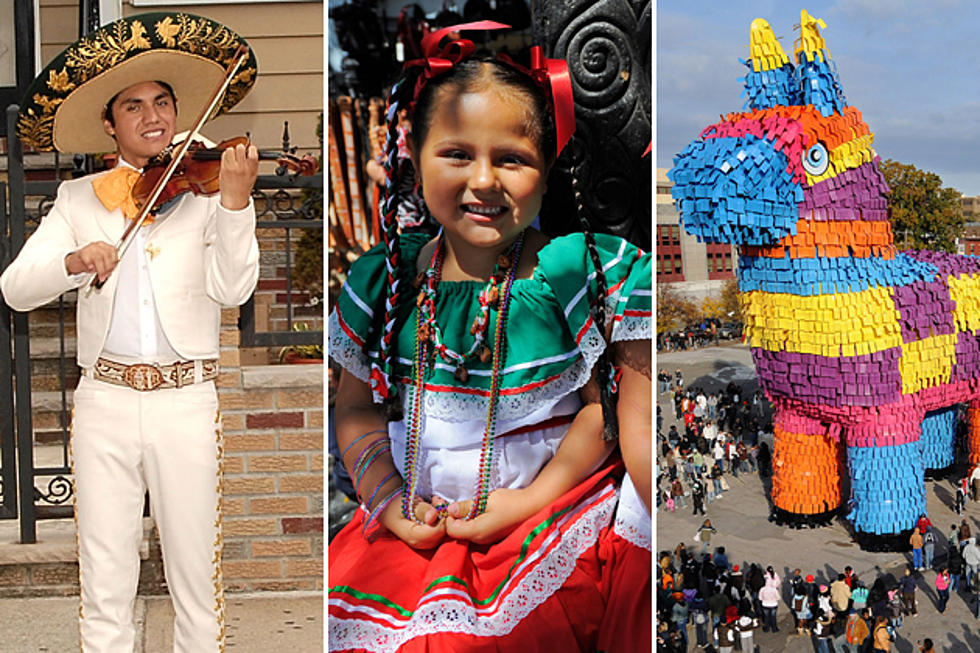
657, 0, 980, 196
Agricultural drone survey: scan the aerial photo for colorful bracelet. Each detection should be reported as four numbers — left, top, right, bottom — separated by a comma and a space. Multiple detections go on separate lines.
363, 470, 398, 512
363, 486, 403, 542
354, 441, 392, 497
351, 437, 389, 481
341, 428, 387, 460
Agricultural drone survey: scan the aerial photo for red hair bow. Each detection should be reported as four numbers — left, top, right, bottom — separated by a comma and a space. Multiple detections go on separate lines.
405, 22, 577, 158
499, 46, 576, 158
404, 21, 511, 104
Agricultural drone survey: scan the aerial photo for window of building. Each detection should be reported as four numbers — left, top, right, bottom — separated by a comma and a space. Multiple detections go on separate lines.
706, 243, 734, 280
657, 225, 684, 281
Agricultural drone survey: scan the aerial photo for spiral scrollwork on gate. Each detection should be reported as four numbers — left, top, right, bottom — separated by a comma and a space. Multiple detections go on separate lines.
34, 474, 74, 506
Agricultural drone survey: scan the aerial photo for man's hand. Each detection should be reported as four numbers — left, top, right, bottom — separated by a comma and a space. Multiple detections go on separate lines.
218, 142, 259, 210
65, 242, 118, 281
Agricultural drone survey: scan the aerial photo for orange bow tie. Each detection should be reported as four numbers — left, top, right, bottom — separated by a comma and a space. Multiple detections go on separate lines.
92, 166, 152, 223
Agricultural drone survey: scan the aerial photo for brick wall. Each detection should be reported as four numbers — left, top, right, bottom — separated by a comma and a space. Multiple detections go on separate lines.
216, 307, 324, 593
254, 226, 323, 344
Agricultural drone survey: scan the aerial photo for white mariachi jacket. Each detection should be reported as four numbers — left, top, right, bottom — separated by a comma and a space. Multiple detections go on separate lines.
0, 169, 260, 368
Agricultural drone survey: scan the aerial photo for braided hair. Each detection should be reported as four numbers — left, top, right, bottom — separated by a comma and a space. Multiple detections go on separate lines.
375, 76, 416, 421
573, 171, 620, 441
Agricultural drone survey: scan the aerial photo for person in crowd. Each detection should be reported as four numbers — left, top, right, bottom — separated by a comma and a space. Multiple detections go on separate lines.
697, 519, 717, 557
813, 607, 834, 653
918, 637, 937, 653
734, 608, 758, 653
947, 523, 959, 549
910, 525, 924, 570
758, 566, 780, 633
898, 565, 918, 617
845, 608, 870, 652
886, 589, 903, 629
689, 590, 710, 648
947, 541, 964, 592
716, 612, 737, 653
708, 583, 731, 631
962, 536, 980, 591
970, 463, 980, 502
830, 572, 852, 618
872, 614, 892, 652
792, 581, 812, 636
669, 592, 689, 650
691, 475, 706, 516
954, 481, 966, 516
923, 524, 937, 570
851, 578, 869, 612
935, 566, 951, 613
672, 478, 687, 510
958, 519, 972, 550
713, 546, 730, 571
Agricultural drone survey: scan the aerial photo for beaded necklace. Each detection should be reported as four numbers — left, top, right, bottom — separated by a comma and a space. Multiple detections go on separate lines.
402, 230, 526, 522
415, 236, 512, 382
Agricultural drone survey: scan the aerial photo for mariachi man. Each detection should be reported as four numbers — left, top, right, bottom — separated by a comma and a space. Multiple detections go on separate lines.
2, 13, 260, 652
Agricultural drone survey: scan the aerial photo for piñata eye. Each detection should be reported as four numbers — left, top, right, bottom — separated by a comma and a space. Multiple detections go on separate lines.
802, 142, 829, 176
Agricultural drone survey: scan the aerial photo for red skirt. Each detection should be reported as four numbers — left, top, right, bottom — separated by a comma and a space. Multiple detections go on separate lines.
596, 525, 652, 653
328, 464, 622, 652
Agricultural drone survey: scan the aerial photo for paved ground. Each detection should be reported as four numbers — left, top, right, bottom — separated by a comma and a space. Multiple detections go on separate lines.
657, 343, 980, 652
0, 592, 323, 652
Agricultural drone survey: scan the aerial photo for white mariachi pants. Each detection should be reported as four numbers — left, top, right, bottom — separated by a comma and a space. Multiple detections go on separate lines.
71, 374, 225, 652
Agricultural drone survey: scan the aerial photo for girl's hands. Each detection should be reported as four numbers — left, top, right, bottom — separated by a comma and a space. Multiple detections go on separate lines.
377, 495, 447, 549
440, 489, 535, 545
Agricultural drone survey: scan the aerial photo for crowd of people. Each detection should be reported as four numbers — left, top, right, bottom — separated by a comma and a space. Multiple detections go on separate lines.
656, 378, 772, 515
656, 535, 962, 652
656, 367, 980, 652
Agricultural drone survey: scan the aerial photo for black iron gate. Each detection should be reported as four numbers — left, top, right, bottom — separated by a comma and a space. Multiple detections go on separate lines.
1, 105, 77, 543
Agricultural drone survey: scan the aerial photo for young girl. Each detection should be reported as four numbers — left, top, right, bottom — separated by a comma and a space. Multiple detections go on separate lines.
327, 23, 651, 652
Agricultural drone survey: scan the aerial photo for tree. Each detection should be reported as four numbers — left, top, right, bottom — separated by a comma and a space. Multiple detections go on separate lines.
701, 296, 725, 320
878, 159, 964, 253
657, 284, 699, 334
719, 278, 742, 322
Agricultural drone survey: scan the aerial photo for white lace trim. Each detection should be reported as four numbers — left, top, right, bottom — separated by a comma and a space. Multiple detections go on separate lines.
327, 308, 609, 423
611, 314, 653, 343
613, 476, 652, 551
327, 309, 372, 382
327, 485, 617, 652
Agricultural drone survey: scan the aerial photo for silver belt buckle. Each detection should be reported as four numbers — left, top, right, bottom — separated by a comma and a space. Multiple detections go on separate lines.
123, 363, 164, 391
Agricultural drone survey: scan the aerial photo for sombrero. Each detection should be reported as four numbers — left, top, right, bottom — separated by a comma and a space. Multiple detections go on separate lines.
17, 12, 257, 154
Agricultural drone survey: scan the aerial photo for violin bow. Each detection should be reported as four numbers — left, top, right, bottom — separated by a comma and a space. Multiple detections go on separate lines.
89, 45, 251, 291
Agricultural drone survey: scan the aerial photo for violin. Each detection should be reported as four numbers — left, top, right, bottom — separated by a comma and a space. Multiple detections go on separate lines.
133, 134, 318, 215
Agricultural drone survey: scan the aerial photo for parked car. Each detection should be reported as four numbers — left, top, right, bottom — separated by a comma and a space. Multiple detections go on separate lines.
719, 322, 743, 339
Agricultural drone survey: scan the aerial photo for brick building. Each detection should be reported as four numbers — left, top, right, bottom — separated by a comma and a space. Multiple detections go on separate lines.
656, 167, 736, 301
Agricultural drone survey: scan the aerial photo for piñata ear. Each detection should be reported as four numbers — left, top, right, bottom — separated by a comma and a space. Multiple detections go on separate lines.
794, 9, 847, 116
741, 17, 800, 111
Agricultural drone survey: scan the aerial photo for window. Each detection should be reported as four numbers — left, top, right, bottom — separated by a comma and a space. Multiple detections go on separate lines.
706, 243, 734, 280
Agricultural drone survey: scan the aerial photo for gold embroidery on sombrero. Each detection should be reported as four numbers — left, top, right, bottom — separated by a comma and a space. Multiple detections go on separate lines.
154, 14, 240, 63
47, 69, 75, 93
225, 69, 256, 108
64, 20, 153, 84
34, 94, 64, 114
16, 110, 55, 150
